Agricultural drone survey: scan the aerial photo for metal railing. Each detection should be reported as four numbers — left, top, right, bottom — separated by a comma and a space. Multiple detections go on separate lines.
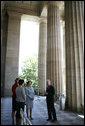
20, 108, 32, 125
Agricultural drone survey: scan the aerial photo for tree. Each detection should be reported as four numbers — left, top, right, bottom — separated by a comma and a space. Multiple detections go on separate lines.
19, 54, 38, 90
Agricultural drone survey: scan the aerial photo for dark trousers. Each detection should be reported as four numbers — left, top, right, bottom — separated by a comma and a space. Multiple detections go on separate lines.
47, 100, 56, 120
12, 98, 16, 111
16, 101, 25, 119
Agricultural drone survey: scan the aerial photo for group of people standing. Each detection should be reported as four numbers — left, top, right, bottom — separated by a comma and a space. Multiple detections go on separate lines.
12, 78, 34, 124
12, 78, 57, 125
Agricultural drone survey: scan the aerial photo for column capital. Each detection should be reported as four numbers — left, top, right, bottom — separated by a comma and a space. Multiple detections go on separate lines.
46, 1, 63, 8
39, 16, 47, 24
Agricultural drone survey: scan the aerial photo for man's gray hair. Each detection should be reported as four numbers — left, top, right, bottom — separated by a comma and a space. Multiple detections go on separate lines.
46, 80, 51, 82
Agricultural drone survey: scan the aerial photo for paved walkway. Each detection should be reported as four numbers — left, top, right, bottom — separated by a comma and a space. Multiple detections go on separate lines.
1, 96, 84, 125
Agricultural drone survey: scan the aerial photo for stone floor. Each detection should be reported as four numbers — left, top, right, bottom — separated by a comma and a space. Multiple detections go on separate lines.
1, 96, 84, 125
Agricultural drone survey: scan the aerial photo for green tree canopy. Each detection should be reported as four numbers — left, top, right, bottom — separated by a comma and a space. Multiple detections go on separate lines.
19, 54, 38, 89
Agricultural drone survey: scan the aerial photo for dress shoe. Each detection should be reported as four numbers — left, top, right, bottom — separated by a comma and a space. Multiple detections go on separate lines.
30, 117, 34, 120
51, 118, 57, 122
46, 118, 52, 121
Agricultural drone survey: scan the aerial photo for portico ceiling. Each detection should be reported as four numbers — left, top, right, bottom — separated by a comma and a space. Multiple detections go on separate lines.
3, 1, 64, 20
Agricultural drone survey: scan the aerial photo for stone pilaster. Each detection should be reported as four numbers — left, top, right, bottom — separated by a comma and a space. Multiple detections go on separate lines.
65, 1, 84, 112
4, 11, 21, 97
38, 18, 47, 95
47, 2, 62, 97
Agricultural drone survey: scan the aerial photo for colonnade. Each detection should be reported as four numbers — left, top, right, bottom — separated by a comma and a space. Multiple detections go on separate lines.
1, 1, 84, 112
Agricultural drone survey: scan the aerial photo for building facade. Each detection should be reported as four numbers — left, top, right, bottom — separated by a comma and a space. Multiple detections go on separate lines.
1, 1, 84, 113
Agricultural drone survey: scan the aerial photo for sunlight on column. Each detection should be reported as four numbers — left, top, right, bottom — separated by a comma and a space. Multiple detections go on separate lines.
78, 115, 84, 118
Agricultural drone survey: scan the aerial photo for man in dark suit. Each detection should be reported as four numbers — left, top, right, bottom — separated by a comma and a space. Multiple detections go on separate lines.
45, 80, 57, 122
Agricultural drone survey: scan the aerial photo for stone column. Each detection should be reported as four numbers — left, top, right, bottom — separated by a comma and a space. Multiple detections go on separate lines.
65, 1, 84, 112
1, 2, 8, 97
4, 11, 21, 97
47, 2, 62, 97
59, 21, 66, 110
61, 21, 66, 97
38, 18, 47, 95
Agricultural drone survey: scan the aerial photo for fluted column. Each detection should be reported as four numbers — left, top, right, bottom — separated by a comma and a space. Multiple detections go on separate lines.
60, 21, 66, 97
1, 2, 8, 97
65, 1, 84, 112
47, 2, 62, 97
4, 11, 21, 97
38, 18, 47, 95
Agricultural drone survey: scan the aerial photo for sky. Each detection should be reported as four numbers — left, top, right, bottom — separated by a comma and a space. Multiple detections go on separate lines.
18, 19, 39, 74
